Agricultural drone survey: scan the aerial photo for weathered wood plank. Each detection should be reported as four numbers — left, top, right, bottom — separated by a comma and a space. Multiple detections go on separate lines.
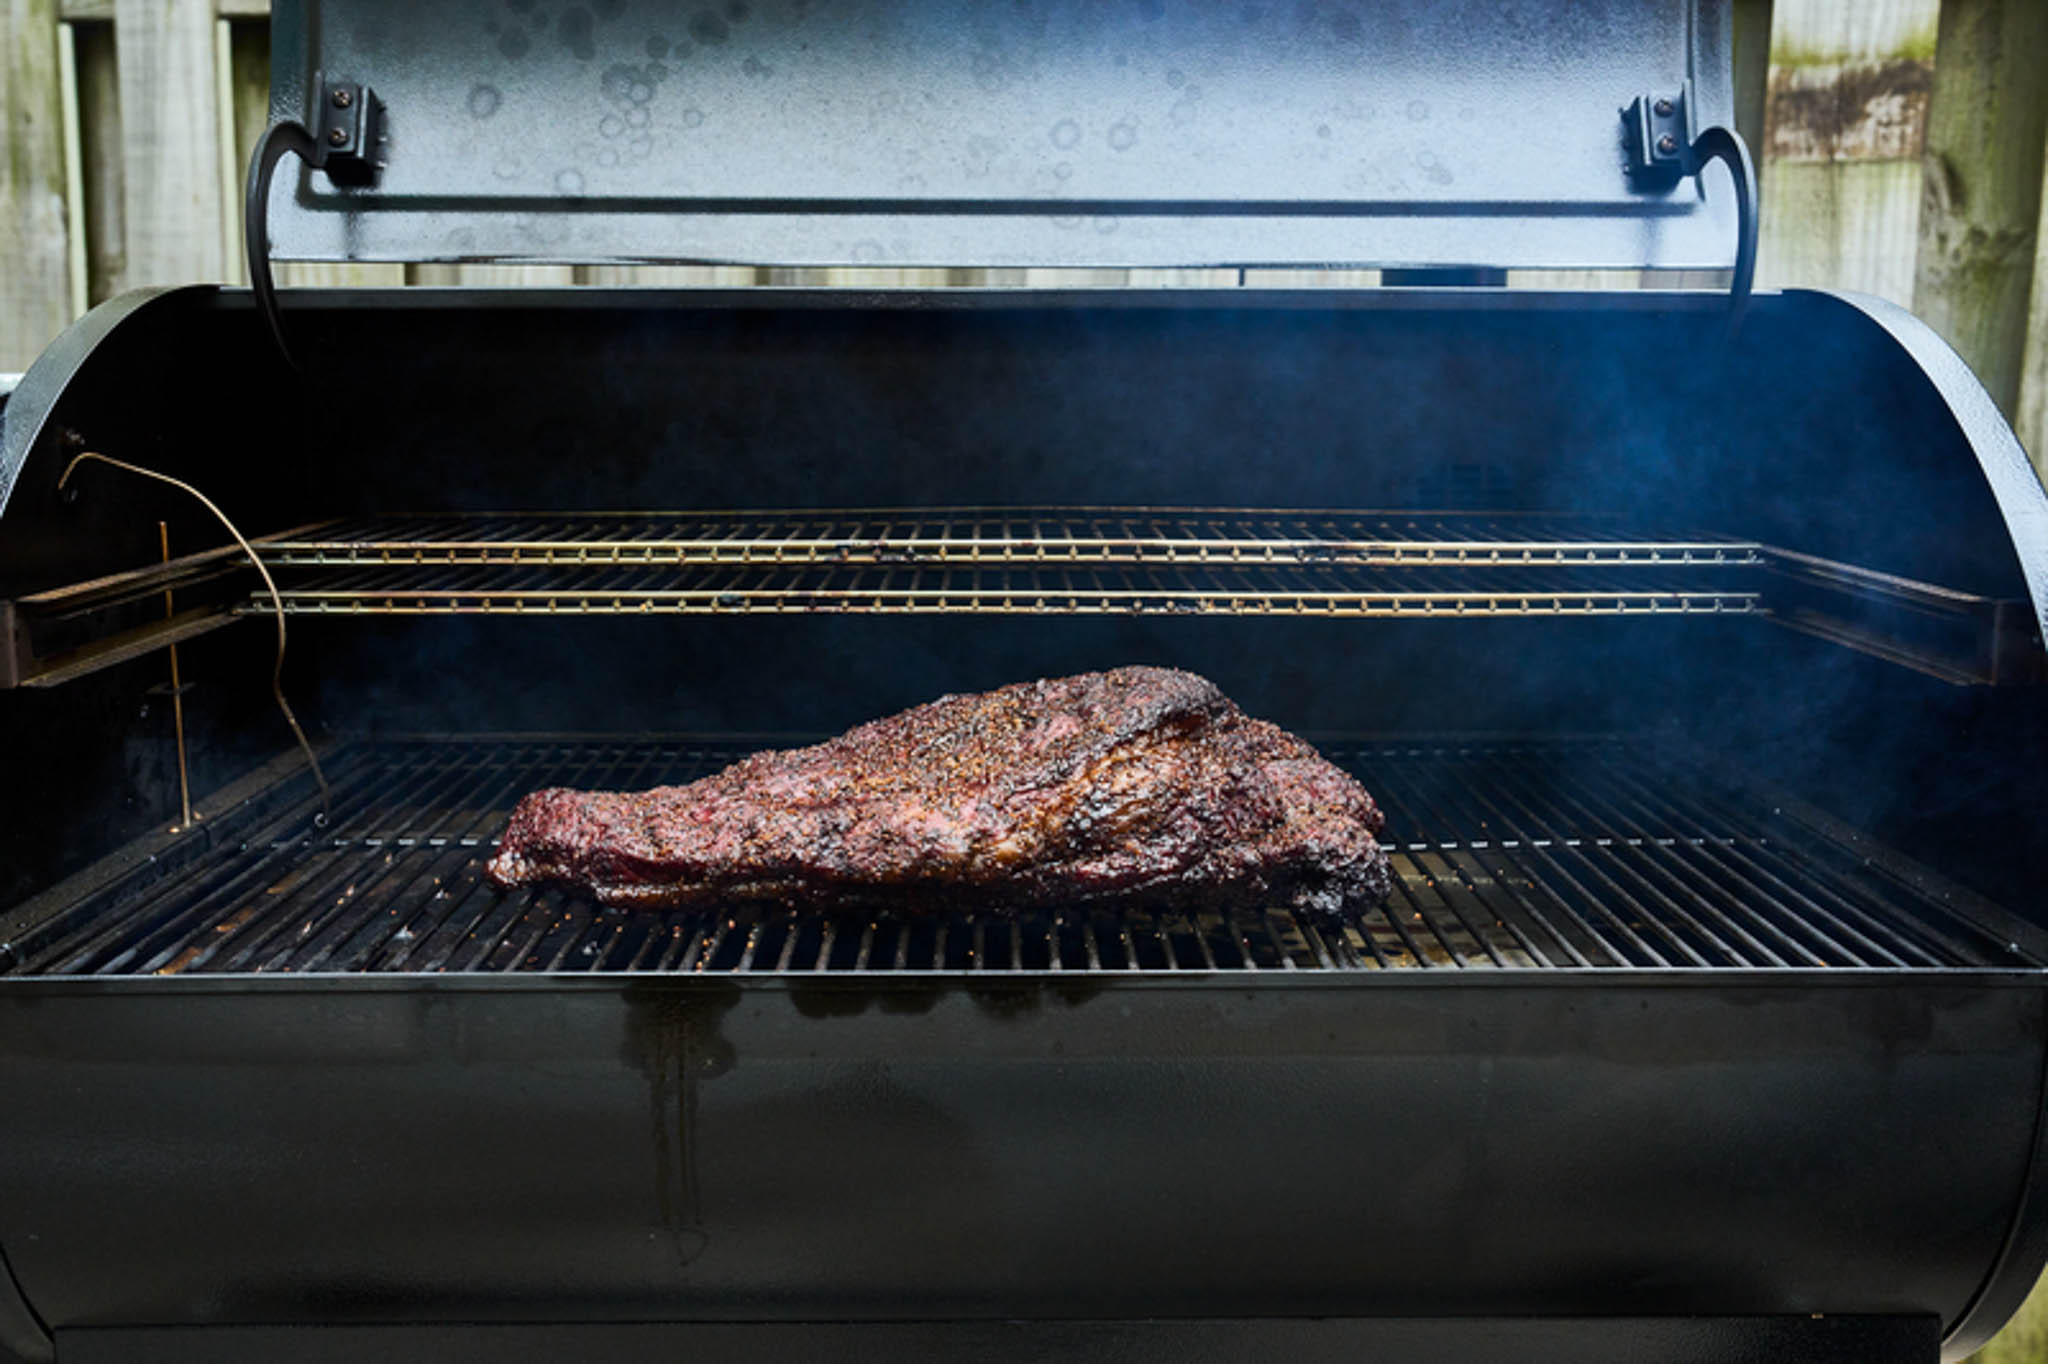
1755, 0, 1935, 305
112, 0, 226, 289
576, 266, 763, 287
56, 16, 88, 316
2020, 158, 2048, 473
60, 0, 267, 20
1, 0, 73, 369
1125, 269, 1240, 288
406, 264, 578, 286
1910, 0, 2048, 418
71, 18, 126, 305
1731, 0, 1775, 155
1241, 270, 1379, 288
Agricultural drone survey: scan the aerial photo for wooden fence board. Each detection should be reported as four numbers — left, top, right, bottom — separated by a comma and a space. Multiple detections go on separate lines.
1, 0, 73, 371
1911, 0, 2048, 418
576, 266, 763, 287
111, 0, 225, 289
56, 18, 87, 316
1755, 0, 1936, 304
2019, 161, 2048, 472
70, 19, 125, 305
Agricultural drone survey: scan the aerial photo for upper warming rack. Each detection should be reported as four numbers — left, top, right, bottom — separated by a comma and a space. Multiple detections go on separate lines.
1, 508, 2031, 687
255, 509, 1763, 617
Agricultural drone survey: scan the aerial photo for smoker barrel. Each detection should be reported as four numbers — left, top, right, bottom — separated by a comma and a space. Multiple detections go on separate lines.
3, 282, 2048, 1363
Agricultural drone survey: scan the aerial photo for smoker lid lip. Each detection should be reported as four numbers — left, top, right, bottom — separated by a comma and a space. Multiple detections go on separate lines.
1801, 288, 2048, 661
210, 282, 1776, 316
4, 967, 2046, 996
0, 286, 201, 526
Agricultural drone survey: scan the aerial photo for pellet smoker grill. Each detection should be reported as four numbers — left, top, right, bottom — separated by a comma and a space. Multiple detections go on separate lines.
4, 2, 2048, 1360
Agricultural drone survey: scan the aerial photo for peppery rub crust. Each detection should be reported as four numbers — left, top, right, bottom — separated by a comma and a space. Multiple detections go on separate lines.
485, 667, 1392, 919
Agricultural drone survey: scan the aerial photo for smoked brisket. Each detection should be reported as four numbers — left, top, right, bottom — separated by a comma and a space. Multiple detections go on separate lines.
486, 667, 1391, 918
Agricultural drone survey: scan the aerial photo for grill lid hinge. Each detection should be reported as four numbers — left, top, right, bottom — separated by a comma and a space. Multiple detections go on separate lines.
245, 74, 386, 368
312, 80, 384, 187
1620, 82, 1758, 337
1621, 85, 1698, 185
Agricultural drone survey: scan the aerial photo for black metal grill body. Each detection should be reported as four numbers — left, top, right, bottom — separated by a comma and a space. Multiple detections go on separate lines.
2, 287, 2048, 1363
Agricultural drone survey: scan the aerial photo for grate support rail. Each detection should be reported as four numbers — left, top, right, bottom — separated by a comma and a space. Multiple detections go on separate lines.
0, 737, 2032, 978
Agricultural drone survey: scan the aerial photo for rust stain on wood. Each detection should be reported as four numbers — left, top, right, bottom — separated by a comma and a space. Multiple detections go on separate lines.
1767, 57, 1932, 162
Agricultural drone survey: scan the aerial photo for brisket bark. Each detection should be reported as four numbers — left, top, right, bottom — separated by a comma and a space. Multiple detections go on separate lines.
486, 667, 1392, 918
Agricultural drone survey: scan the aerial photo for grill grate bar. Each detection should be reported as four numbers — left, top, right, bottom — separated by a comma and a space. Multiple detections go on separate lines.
4, 736, 2033, 977
1477, 751, 1763, 968
1595, 758, 1948, 968
1395, 754, 1676, 967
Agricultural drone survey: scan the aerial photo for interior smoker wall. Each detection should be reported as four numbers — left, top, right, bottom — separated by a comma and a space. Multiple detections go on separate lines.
1, 288, 2041, 918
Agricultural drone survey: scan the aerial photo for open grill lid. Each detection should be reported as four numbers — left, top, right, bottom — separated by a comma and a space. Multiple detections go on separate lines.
262, 0, 1746, 271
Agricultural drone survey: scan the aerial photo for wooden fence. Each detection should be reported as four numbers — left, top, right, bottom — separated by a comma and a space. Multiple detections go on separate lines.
12, 0, 2048, 475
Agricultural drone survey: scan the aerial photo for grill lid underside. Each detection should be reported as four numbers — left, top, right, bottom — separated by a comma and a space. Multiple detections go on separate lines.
264, 0, 1744, 271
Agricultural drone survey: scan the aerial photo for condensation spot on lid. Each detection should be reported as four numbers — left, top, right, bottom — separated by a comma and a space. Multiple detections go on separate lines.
1050, 118, 1081, 150
600, 114, 624, 137
1108, 122, 1137, 151
556, 168, 587, 194
646, 33, 671, 59
558, 6, 596, 60
468, 84, 502, 118
682, 107, 706, 128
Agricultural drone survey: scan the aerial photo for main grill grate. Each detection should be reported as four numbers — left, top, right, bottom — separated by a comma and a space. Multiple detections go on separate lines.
1, 737, 2030, 977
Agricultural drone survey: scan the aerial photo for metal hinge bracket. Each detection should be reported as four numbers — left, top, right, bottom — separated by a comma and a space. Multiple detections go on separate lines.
312, 77, 385, 187
1620, 84, 1700, 184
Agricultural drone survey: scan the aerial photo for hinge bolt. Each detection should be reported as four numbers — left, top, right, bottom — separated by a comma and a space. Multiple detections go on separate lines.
328, 126, 349, 146
1653, 97, 1674, 117
331, 87, 353, 109
1656, 133, 1678, 155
